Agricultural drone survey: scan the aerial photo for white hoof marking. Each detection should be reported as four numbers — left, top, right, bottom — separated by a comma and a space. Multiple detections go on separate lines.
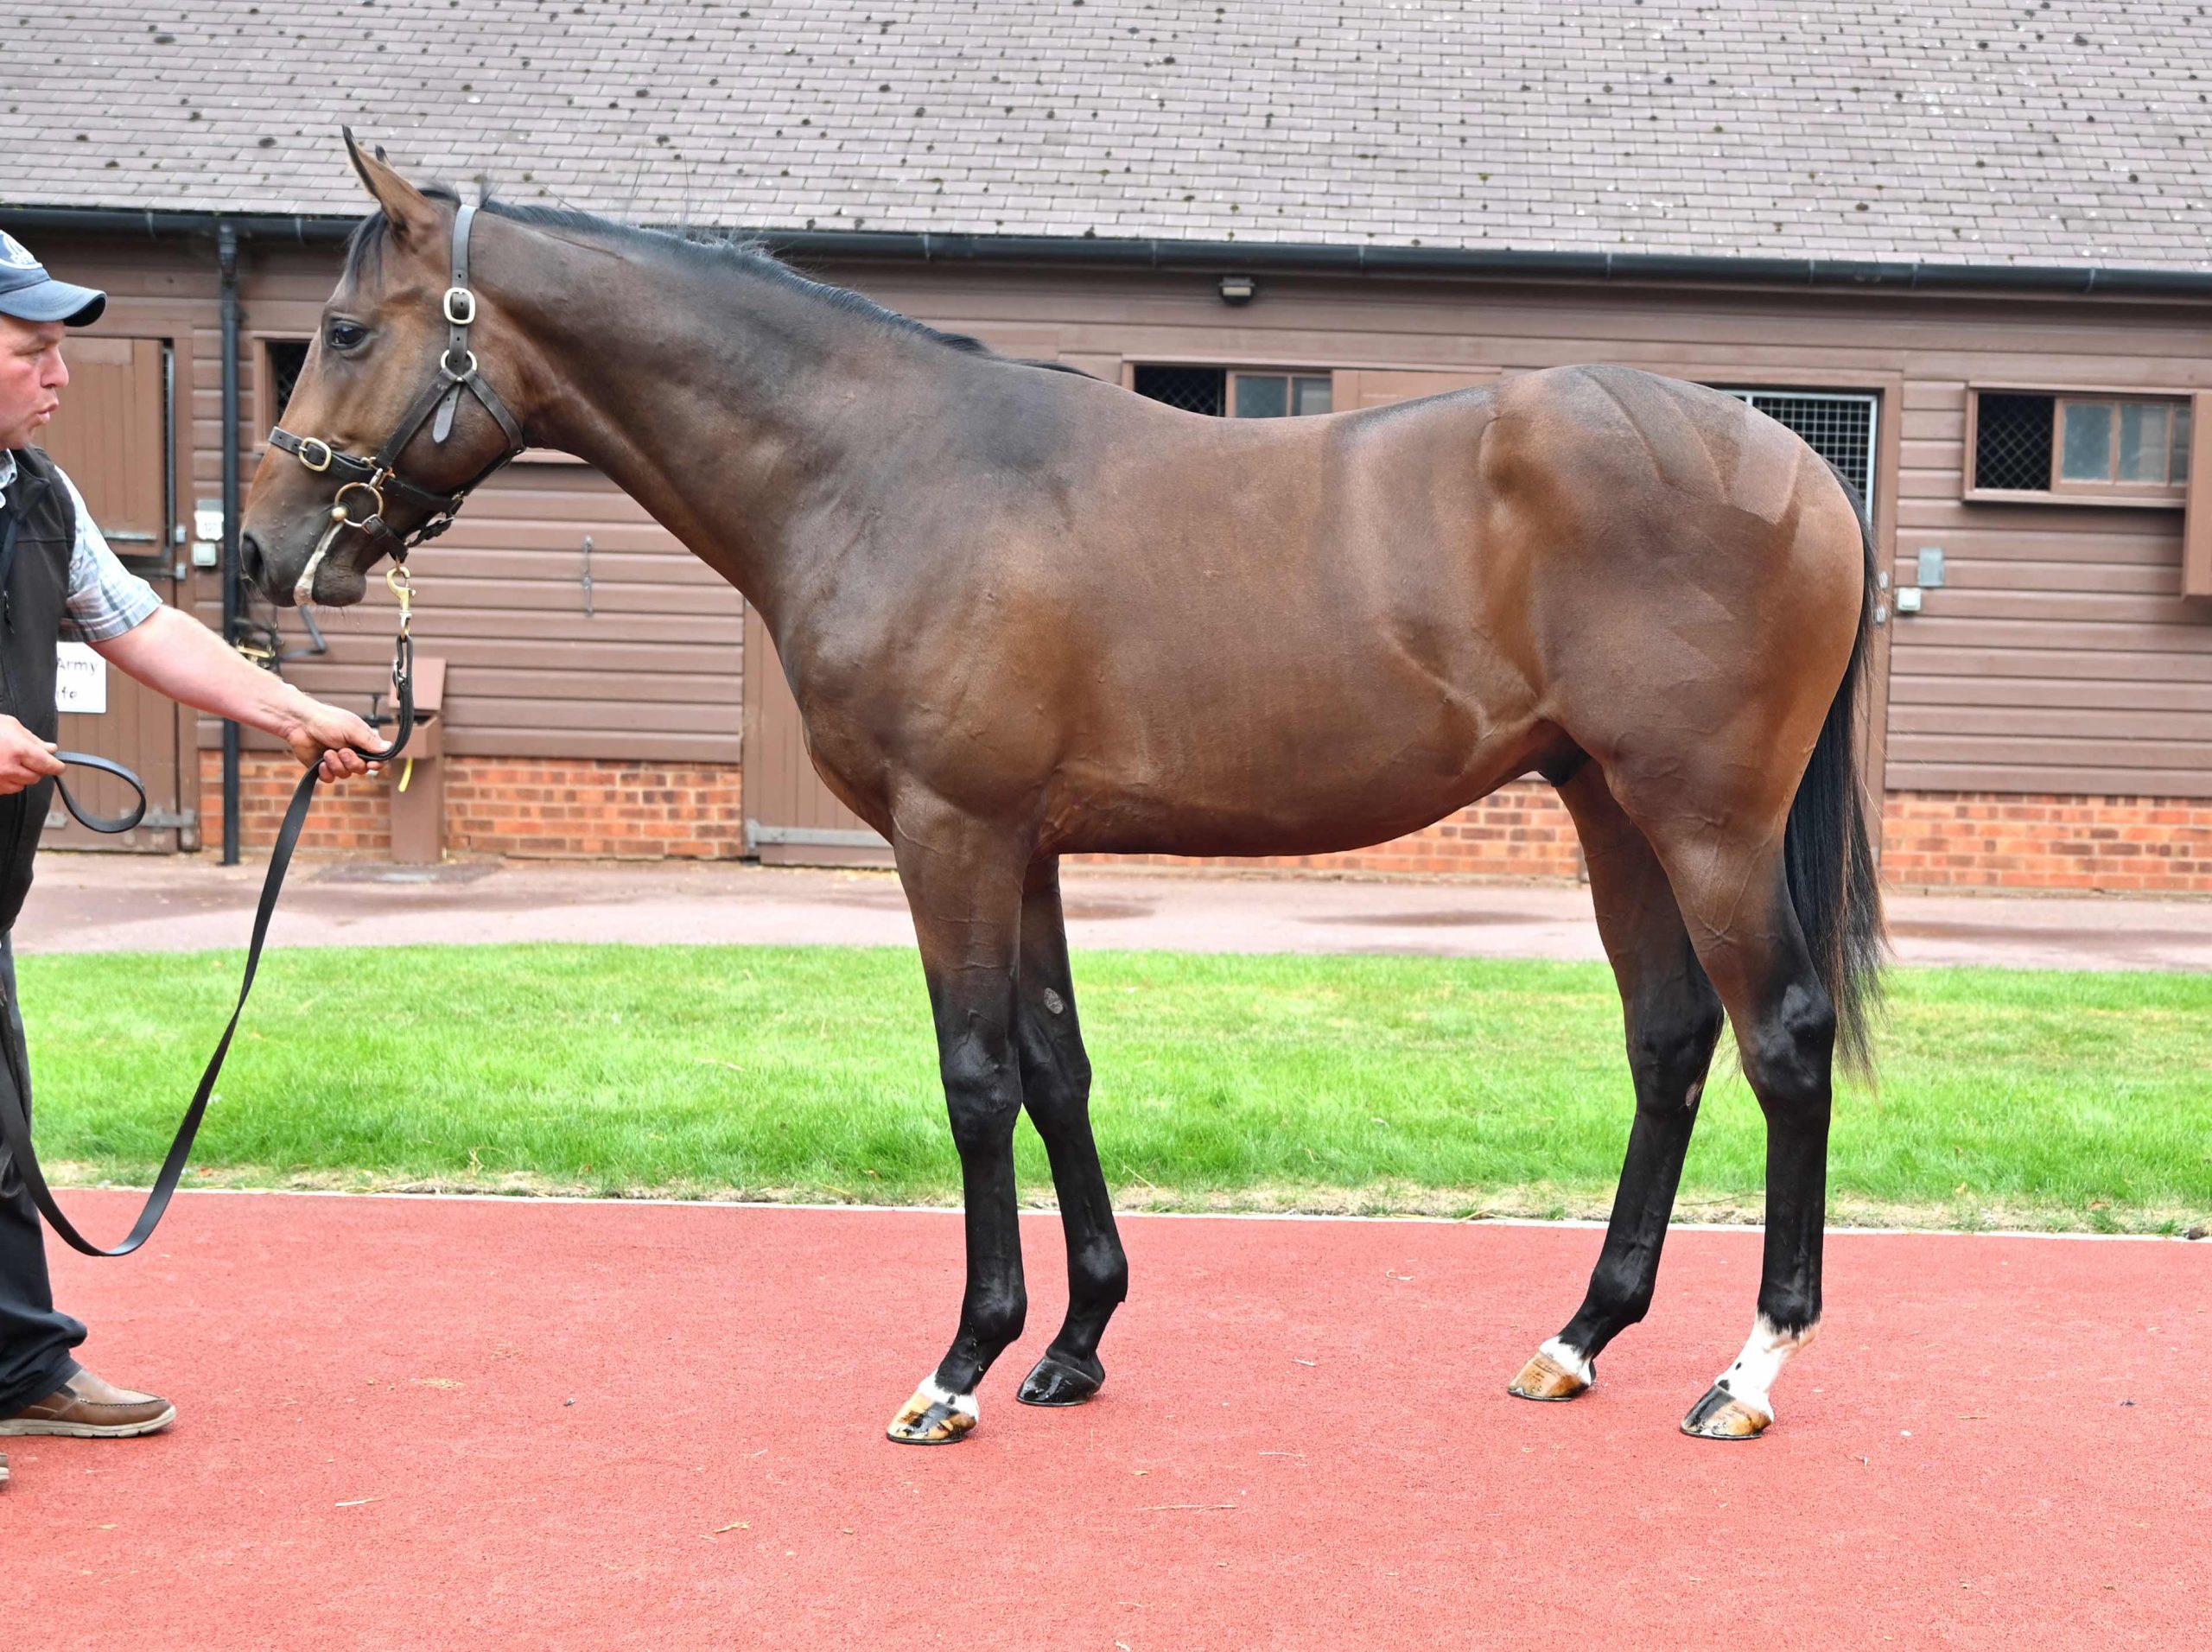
887, 1374, 982, 1442
1710, 1316, 1817, 1422
916, 1376, 979, 1425
1538, 1337, 1596, 1386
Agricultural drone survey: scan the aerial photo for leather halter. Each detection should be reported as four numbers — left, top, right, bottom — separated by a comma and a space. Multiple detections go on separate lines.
267, 200, 524, 603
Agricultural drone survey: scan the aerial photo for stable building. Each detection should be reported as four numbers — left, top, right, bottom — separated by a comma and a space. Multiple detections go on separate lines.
3, 1, 2209, 891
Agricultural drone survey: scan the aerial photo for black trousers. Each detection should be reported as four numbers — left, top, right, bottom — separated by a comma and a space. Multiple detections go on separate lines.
0, 931, 86, 1411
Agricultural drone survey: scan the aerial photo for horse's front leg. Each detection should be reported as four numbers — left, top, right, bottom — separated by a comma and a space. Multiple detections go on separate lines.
883, 797, 1033, 1445
1012, 856, 1128, 1407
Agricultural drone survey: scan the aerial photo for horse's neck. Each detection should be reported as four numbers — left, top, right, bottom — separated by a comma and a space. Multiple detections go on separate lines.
510, 237, 925, 630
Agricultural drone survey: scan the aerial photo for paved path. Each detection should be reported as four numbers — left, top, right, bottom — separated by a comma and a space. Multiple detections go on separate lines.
5, 1191, 2205, 1649
20, 855, 2212, 969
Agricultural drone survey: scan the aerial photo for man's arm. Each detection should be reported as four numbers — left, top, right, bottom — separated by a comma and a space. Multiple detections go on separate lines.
48, 463, 381, 783
94, 607, 384, 783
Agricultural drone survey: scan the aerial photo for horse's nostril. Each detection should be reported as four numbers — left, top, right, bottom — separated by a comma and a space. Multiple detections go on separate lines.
238, 531, 265, 591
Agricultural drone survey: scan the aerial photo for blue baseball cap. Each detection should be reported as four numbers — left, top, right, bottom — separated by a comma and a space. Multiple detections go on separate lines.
0, 231, 106, 326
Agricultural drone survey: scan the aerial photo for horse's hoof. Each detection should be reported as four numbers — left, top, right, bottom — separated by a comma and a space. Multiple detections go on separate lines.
886, 1380, 978, 1446
1680, 1383, 1771, 1440
1017, 1352, 1103, 1407
1507, 1348, 1591, 1402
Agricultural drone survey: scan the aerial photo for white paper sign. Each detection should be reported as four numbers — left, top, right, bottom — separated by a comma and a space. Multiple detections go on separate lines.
55, 642, 107, 714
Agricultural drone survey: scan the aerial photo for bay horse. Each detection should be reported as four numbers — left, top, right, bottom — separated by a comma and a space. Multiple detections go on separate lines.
240, 135, 1882, 1444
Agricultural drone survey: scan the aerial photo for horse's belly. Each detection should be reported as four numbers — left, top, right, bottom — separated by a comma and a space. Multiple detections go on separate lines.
1044, 700, 1553, 859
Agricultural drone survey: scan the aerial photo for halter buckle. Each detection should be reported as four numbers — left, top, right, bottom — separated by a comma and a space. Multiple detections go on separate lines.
296, 435, 334, 473
440, 346, 478, 383
442, 286, 477, 326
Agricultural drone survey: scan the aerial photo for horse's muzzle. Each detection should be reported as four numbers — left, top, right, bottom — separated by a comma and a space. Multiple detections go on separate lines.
237, 530, 269, 596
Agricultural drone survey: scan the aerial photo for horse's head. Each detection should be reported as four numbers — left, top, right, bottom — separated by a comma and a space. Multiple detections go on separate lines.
240, 130, 527, 607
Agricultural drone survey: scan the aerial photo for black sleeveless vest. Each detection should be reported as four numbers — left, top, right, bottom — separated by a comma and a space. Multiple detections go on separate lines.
0, 447, 74, 934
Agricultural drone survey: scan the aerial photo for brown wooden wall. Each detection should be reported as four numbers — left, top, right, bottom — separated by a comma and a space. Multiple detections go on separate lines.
1895, 377, 2209, 798
27, 228, 2212, 804
837, 260, 2212, 799
31, 334, 189, 849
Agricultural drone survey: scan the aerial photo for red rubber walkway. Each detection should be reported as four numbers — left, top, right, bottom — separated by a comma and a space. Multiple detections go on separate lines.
6, 1191, 2206, 1649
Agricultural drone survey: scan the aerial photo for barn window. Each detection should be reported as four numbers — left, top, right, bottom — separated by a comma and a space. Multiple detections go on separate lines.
1233, 373, 1334, 417
1971, 393, 2055, 491
1133, 366, 1332, 417
1716, 388, 1878, 510
1133, 365, 1225, 415
1966, 388, 2192, 503
2056, 397, 2190, 493
264, 338, 310, 422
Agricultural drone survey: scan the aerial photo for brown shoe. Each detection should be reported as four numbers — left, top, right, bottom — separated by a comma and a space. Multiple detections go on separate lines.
0, 1369, 176, 1439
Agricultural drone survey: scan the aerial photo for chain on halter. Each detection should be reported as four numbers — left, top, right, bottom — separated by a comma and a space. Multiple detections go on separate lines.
267, 199, 525, 606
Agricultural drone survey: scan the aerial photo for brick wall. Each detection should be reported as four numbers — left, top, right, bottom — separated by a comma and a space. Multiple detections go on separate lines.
198, 748, 391, 855
1070, 788, 2209, 890
1879, 791, 2212, 893
196, 755, 2212, 892
200, 752, 747, 860
1067, 779, 1586, 880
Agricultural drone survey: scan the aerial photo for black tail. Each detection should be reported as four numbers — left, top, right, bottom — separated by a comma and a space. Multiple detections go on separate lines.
1784, 465, 1887, 1083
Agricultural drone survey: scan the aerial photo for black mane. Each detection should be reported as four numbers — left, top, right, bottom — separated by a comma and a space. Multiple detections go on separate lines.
345, 188, 1089, 377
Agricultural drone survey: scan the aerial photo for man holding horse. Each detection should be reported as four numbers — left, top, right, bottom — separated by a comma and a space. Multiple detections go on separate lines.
0, 232, 381, 1467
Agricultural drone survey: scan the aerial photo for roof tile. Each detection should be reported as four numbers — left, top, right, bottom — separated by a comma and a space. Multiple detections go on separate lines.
3, 1, 2209, 270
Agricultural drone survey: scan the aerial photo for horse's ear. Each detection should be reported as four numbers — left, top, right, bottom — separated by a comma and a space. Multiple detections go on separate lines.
340, 126, 440, 247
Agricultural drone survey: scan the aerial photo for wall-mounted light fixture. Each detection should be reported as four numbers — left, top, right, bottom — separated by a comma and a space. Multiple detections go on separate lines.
1217, 274, 1257, 306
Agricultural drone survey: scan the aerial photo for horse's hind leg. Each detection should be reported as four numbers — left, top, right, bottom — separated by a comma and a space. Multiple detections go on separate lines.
882, 797, 1033, 1445
1509, 763, 1724, 1403
1625, 796, 1838, 1441
1011, 858, 1128, 1407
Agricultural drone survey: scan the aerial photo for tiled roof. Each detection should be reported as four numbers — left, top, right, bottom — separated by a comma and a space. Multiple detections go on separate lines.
4, 1, 2211, 270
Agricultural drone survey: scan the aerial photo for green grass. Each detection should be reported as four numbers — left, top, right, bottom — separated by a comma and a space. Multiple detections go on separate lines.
18, 944, 2212, 1232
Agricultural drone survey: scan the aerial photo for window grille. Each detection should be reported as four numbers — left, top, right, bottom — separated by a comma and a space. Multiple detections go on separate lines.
1720, 389, 1879, 510
1973, 394, 2055, 491
266, 340, 311, 422
1134, 365, 1226, 416
1134, 367, 1334, 419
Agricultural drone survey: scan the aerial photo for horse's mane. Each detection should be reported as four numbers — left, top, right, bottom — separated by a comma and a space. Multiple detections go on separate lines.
343, 186, 1090, 378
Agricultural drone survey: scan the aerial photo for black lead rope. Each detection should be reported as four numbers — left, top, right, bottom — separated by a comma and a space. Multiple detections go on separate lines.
48, 752, 150, 835
0, 631, 416, 1258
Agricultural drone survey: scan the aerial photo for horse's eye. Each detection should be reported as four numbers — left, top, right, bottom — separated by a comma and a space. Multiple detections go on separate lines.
326, 320, 368, 352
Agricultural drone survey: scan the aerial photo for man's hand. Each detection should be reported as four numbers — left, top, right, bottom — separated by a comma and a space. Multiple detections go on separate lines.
279, 699, 386, 784
95, 607, 392, 784
0, 714, 66, 796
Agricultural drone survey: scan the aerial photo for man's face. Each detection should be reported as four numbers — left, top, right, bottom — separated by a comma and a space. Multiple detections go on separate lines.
0, 315, 68, 451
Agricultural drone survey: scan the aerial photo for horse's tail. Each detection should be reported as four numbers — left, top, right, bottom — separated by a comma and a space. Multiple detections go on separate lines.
1784, 462, 1887, 1084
